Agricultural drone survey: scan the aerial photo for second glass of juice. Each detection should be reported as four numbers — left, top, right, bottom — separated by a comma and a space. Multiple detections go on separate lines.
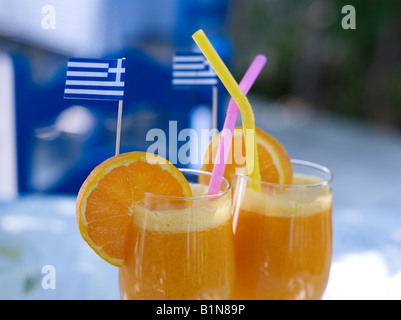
232, 160, 333, 300
119, 169, 234, 300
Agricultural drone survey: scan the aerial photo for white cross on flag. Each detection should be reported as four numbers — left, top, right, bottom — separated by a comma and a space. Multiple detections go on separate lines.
64, 58, 126, 101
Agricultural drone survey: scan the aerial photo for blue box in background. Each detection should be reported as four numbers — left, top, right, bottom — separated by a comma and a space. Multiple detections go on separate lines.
1, 0, 233, 195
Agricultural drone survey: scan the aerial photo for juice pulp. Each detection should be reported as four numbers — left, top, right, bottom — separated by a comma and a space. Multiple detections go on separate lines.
119, 184, 234, 300
233, 174, 332, 300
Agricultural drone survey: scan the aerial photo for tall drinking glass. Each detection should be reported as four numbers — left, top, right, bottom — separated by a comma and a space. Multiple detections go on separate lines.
119, 169, 234, 300
232, 160, 333, 300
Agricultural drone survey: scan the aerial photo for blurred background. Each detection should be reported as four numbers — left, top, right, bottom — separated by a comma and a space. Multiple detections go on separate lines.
0, 0, 234, 196
0, 0, 400, 196
232, 0, 401, 127
1, 0, 401, 299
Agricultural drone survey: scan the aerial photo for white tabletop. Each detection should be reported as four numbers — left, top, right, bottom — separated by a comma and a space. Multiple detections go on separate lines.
0, 195, 119, 300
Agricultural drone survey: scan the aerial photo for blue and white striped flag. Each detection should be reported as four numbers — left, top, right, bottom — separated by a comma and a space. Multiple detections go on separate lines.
172, 52, 218, 88
64, 58, 126, 101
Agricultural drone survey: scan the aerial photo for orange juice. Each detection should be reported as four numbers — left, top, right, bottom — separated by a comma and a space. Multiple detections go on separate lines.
233, 173, 332, 300
119, 183, 235, 300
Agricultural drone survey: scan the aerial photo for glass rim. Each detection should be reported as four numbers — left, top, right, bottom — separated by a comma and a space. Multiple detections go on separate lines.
140, 168, 231, 200
236, 159, 333, 189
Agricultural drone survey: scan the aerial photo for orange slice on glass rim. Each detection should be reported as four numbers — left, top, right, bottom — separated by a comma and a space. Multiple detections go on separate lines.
76, 151, 192, 267
200, 127, 293, 185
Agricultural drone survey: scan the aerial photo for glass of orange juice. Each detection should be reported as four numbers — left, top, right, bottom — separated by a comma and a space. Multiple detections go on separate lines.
232, 160, 333, 300
119, 169, 235, 300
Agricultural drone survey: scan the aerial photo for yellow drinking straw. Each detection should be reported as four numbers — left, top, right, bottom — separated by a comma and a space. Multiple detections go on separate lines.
192, 29, 261, 186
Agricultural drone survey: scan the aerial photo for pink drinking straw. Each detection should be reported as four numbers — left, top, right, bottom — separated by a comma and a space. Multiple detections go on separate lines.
208, 54, 267, 195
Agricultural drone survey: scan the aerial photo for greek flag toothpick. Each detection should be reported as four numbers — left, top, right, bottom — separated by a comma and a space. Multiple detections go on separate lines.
172, 52, 219, 133
64, 57, 126, 155
64, 58, 126, 101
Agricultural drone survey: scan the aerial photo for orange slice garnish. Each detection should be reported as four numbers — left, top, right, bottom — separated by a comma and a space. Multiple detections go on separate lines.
76, 152, 192, 267
201, 127, 292, 185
